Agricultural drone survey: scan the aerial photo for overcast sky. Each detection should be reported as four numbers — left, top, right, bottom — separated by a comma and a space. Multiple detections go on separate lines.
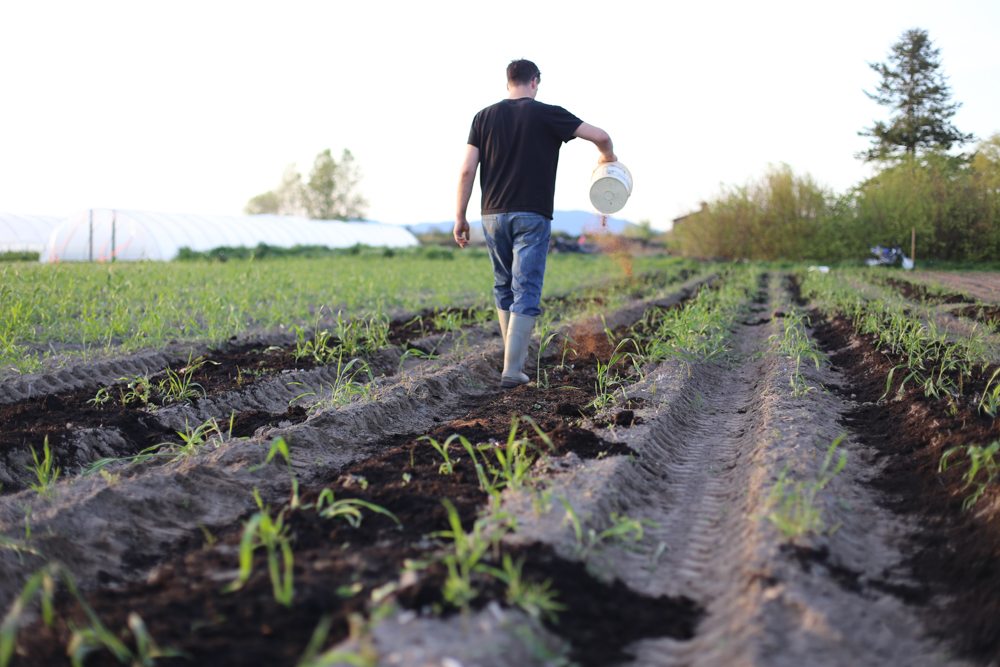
1, 1, 998, 230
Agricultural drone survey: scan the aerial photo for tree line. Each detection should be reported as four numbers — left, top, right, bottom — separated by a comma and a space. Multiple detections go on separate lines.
670, 28, 999, 263
246, 148, 367, 221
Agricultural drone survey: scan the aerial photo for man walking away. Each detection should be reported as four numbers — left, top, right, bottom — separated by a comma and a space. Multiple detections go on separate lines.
454, 59, 617, 388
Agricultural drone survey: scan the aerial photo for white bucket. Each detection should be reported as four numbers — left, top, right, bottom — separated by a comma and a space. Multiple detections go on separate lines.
589, 162, 633, 215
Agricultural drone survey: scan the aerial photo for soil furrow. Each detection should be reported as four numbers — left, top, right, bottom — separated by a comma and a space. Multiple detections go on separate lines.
0, 277, 709, 621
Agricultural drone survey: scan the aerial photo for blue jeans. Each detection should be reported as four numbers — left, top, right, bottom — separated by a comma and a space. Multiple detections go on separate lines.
481, 212, 550, 317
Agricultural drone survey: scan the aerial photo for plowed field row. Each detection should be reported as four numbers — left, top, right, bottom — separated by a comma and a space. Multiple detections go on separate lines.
1, 267, 998, 666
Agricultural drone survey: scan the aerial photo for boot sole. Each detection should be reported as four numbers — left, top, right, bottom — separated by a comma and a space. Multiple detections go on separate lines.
500, 376, 529, 389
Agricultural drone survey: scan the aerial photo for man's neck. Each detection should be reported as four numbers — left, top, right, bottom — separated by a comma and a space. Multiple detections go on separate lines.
507, 83, 537, 100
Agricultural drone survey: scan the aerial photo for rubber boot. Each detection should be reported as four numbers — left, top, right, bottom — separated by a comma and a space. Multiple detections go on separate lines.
496, 309, 510, 347
501, 313, 535, 388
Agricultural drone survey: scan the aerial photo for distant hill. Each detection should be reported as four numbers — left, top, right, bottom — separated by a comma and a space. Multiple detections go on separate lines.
408, 210, 637, 237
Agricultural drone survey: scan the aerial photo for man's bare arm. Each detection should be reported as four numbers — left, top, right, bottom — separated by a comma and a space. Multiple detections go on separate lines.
573, 122, 617, 163
454, 144, 480, 248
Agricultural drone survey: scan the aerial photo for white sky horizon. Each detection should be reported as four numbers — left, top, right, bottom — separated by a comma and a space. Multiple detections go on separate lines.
2, 1, 998, 231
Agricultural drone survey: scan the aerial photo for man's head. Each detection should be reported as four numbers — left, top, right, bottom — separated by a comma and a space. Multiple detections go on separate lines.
506, 59, 541, 86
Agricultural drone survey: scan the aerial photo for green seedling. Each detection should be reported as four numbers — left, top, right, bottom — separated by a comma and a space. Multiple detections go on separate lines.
398, 347, 438, 372
431, 308, 464, 333
296, 614, 378, 667
769, 309, 823, 397
422, 434, 459, 475
939, 441, 999, 510
117, 373, 153, 407
86, 386, 112, 407
290, 355, 374, 414
158, 354, 214, 404
430, 499, 514, 610
767, 436, 848, 539
590, 338, 643, 411
481, 554, 564, 623
69, 611, 185, 667
535, 327, 562, 390
27, 437, 60, 497
1, 564, 182, 667
979, 367, 1000, 417
293, 324, 337, 364
251, 436, 293, 471
226, 490, 295, 606
84, 417, 227, 475
558, 497, 649, 560
314, 489, 401, 529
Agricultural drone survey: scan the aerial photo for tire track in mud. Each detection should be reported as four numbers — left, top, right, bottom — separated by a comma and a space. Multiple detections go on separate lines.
496, 273, 958, 666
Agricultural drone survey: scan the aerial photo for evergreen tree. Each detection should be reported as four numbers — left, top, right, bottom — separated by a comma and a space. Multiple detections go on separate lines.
859, 28, 973, 162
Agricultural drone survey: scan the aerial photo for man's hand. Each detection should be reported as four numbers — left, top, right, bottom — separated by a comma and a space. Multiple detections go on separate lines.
598, 152, 618, 164
453, 219, 470, 248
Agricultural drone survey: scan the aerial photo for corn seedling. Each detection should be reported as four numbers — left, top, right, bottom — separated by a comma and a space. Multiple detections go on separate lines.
431, 308, 465, 333
293, 324, 338, 364
226, 490, 295, 606
26, 437, 60, 497
489, 416, 552, 492
590, 338, 643, 411
69, 611, 185, 667
481, 554, 564, 623
117, 373, 153, 407
2, 253, 692, 374
250, 436, 293, 472
769, 309, 823, 397
1, 564, 181, 667
535, 327, 562, 390
296, 614, 378, 667
87, 386, 112, 407
422, 434, 459, 475
314, 489, 401, 529
431, 499, 512, 610
0, 534, 39, 559
558, 497, 649, 560
939, 441, 999, 510
767, 436, 847, 539
84, 417, 226, 476
157, 354, 213, 404
398, 347, 438, 372
291, 355, 374, 414
334, 310, 391, 357
979, 367, 1000, 417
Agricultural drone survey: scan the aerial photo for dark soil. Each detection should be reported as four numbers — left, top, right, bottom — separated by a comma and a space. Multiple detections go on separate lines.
1, 268, 699, 496
953, 303, 1000, 327
10, 302, 700, 666
810, 312, 1000, 662
0, 386, 176, 491
401, 541, 701, 666
885, 277, 974, 305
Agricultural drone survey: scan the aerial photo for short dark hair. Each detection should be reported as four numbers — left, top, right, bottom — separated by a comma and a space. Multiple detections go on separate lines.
507, 59, 541, 85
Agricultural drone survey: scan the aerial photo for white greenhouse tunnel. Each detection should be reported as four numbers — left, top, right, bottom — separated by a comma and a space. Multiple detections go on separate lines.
0, 214, 64, 253
35, 209, 419, 262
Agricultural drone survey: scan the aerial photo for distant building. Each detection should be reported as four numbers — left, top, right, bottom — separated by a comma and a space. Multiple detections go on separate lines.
39, 209, 418, 262
0, 214, 63, 253
671, 201, 709, 229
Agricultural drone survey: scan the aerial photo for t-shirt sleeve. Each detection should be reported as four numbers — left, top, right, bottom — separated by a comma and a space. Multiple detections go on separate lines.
467, 113, 482, 148
547, 105, 584, 143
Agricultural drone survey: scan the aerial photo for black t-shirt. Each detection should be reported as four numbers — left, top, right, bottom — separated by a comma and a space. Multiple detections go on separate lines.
467, 98, 583, 220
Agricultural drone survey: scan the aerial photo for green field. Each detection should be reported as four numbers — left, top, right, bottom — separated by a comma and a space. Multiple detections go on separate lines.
0, 250, 695, 374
